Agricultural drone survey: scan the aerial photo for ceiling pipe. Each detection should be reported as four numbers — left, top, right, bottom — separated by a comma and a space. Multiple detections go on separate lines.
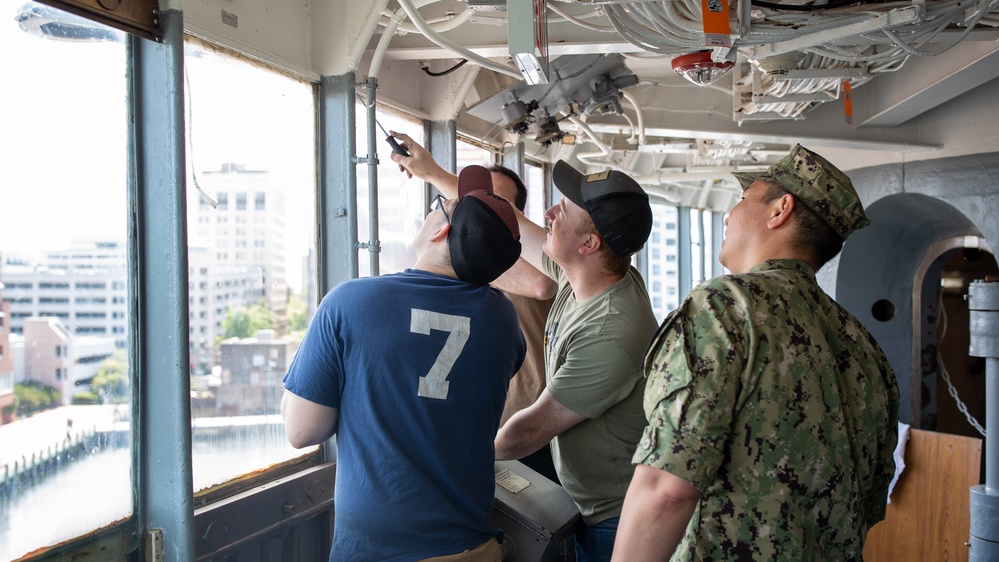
347, 0, 393, 71
696, 178, 714, 209
395, 0, 523, 79
369, 5, 410, 80
547, 3, 616, 32
619, 90, 647, 145
567, 115, 615, 168
378, 4, 475, 36
633, 168, 745, 184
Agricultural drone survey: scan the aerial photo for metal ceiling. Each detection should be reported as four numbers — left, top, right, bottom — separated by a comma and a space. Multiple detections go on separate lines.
373, 0, 999, 209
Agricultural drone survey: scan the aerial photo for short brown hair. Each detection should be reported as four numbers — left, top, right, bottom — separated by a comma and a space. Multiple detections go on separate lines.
577, 212, 633, 275
488, 165, 528, 211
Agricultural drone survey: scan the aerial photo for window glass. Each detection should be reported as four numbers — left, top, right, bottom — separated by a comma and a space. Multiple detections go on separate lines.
355, 108, 426, 276
523, 162, 547, 224
688, 208, 718, 285
690, 207, 706, 286
703, 209, 717, 278
457, 139, 493, 169
0, 2, 130, 558
184, 40, 317, 492
648, 203, 680, 321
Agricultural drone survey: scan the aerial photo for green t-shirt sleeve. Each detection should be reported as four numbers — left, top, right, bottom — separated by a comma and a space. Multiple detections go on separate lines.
633, 285, 749, 492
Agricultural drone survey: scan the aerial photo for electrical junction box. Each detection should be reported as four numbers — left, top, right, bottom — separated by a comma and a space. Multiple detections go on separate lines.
490, 460, 581, 561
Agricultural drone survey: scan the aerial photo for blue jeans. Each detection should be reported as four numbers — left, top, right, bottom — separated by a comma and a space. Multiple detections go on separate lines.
573, 517, 619, 562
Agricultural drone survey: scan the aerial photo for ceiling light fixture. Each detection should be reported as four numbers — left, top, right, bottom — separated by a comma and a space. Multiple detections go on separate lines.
671, 51, 734, 86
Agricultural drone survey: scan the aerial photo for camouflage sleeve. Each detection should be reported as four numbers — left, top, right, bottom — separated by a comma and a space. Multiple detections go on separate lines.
864, 343, 901, 527
633, 282, 750, 492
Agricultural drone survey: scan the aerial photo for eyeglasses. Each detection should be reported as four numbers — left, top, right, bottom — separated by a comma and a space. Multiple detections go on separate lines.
432, 193, 450, 226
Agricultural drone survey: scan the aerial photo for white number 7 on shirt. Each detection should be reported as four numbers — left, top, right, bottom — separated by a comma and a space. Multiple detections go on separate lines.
410, 309, 471, 400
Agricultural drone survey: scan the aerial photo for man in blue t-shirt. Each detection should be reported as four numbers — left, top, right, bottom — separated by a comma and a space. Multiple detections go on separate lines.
281, 166, 527, 562
390, 134, 657, 562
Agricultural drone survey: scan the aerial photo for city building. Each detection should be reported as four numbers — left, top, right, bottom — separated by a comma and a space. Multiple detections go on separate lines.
2, 241, 129, 347
215, 330, 296, 415
648, 205, 681, 318
187, 246, 267, 375
0, 257, 15, 425
188, 164, 288, 334
20, 317, 115, 404
2, 232, 282, 377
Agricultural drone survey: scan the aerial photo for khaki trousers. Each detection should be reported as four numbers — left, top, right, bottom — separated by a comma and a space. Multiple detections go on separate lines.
417, 538, 502, 562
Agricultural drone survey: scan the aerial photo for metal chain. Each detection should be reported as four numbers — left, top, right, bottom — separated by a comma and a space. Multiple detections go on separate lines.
935, 291, 986, 437
937, 353, 986, 437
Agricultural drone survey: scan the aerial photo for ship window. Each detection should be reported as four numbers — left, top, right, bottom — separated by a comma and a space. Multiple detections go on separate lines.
648, 203, 682, 320
0, 3, 132, 558
184, 39, 318, 493
355, 105, 426, 276
522, 161, 548, 225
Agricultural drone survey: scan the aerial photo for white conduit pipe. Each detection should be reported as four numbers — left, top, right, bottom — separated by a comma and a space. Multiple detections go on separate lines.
450, 64, 482, 118
369, 7, 408, 80
568, 115, 684, 202
567, 115, 615, 168
696, 178, 713, 210
395, 0, 523, 80
620, 112, 637, 142
348, 0, 393, 71
371, 0, 447, 80
619, 90, 646, 145
547, 3, 617, 32
379, 5, 475, 36
645, 184, 684, 203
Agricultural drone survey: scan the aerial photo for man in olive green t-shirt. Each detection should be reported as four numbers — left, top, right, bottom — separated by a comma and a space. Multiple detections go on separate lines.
490, 162, 657, 562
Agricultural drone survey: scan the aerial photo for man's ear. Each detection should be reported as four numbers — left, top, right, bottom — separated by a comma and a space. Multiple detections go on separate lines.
578, 232, 603, 256
768, 193, 795, 230
428, 223, 450, 242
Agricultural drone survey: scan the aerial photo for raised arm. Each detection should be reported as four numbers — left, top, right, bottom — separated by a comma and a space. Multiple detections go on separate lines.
389, 131, 458, 197
491, 205, 555, 297
391, 131, 552, 292
490, 256, 556, 299
510, 206, 549, 275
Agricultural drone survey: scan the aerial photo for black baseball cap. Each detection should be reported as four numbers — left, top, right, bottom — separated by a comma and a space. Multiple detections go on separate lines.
552, 160, 653, 257
449, 165, 522, 284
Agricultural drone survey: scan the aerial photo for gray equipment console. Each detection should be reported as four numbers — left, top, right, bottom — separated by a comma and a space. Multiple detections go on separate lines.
490, 460, 581, 561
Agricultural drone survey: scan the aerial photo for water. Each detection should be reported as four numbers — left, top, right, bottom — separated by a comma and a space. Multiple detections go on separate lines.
0, 448, 131, 561
0, 416, 311, 561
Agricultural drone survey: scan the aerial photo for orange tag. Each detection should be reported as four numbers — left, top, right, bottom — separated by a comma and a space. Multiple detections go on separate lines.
702, 0, 731, 47
843, 81, 854, 126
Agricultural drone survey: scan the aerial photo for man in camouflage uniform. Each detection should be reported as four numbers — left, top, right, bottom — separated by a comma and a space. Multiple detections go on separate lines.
611, 144, 900, 561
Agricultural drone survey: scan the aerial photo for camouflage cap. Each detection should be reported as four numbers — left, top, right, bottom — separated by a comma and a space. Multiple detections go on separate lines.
732, 144, 870, 240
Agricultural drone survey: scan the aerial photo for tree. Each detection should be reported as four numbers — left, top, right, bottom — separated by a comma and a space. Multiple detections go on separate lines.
287, 293, 309, 333
220, 300, 274, 342
90, 349, 129, 404
14, 380, 61, 416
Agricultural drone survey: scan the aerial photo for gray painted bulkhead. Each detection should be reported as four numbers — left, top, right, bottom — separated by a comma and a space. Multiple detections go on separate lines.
837, 193, 986, 425
834, 151, 999, 425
